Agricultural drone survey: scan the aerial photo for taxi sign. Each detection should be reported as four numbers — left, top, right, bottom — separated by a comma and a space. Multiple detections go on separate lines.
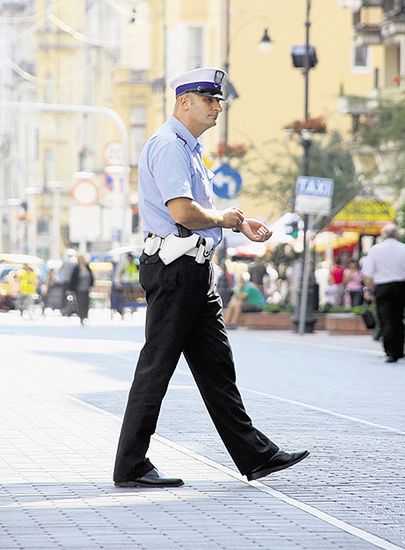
295, 176, 334, 215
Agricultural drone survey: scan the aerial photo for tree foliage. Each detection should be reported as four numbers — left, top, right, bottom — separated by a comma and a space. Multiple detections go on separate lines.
241, 130, 358, 229
360, 98, 405, 148
359, 98, 405, 197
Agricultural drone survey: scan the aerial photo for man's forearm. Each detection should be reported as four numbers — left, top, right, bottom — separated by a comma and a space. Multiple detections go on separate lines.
173, 200, 223, 229
363, 276, 374, 291
167, 197, 244, 231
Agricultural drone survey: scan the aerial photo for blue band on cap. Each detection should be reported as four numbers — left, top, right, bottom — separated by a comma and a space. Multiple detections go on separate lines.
176, 81, 221, 96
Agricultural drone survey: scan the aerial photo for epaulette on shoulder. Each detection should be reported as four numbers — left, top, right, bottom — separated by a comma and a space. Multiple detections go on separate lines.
175, 133, 187, 146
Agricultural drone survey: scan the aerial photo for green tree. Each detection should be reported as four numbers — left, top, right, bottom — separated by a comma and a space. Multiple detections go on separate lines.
241, 130, 358, 229
358, 97, 405, 197
397, 201, 405, 242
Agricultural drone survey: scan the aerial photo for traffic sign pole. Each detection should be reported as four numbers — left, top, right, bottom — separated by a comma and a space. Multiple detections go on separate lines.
293, 175, 334, 334
298, 214, 313, 335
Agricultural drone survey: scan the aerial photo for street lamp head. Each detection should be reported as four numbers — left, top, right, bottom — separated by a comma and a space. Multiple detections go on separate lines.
291, 45, 318, 69
259, 28, 272, 53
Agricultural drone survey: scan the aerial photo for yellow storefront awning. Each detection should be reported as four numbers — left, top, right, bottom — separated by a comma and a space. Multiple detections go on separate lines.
326, 199, 396, 235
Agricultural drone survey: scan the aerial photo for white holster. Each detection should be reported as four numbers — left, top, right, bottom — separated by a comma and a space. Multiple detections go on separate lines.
144, 233, 214, 265
158, 233, 200, 265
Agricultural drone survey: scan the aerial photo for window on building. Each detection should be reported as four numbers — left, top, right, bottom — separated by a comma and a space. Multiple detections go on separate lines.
129, 106, 147, 166
352, 44, 371, 73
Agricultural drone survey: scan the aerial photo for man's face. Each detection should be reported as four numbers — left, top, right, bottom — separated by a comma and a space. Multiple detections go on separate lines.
187, 93, 223, 133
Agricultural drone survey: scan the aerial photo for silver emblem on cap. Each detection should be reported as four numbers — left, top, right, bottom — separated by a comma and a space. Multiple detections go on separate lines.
214, 70, 224, 84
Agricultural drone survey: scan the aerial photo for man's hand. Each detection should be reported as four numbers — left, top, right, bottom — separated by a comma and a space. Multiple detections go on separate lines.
220, 207, 245, 229
239, 218, 272, 242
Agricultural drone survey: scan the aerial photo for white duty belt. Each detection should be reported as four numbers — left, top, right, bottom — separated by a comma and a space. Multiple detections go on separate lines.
144, 233, 214, 265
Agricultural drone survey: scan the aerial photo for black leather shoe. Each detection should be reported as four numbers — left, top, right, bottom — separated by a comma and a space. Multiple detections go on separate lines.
385, 356, 398, 363
114, 467, 184, 488
246, 450, 310, 481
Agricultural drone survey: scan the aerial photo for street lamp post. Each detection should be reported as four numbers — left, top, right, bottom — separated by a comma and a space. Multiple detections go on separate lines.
292, 0, 318, 334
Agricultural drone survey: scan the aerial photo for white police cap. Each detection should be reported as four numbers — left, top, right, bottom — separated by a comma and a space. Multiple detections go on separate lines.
169, 67, 228, 100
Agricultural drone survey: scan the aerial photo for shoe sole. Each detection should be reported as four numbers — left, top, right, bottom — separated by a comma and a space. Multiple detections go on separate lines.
247, 451, 310, 481
114, 480, 184, 488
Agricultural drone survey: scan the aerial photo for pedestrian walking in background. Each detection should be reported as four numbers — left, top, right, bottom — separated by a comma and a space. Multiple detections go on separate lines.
248, 256, 267, 294
214, 259, 235, 308
17, 263, 38, 297
343, 259, 363, 307
315, 261, 331, 308
113, 66, 309, 489
68, 255, 94, 325
362, 223, 405, 363
329, 257, 345, 305
120, 253, 139, 283
16, 263, 39, 312
60, 248, 78, 315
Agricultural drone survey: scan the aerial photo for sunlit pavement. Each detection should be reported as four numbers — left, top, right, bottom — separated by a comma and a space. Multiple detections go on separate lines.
0, 308, 404, 549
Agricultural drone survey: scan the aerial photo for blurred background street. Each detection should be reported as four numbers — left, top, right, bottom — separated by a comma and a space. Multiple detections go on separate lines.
1, 309, 404, 549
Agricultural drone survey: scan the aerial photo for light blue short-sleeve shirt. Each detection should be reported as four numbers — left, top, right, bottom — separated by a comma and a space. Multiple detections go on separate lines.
138, 116, 222, 247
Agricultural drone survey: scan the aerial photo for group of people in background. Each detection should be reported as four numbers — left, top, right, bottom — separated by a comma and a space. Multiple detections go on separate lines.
214, 222, 405, 365
320, 257, 364, 308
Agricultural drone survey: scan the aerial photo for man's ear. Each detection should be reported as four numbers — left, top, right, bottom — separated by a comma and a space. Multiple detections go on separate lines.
180, 94, 191, 110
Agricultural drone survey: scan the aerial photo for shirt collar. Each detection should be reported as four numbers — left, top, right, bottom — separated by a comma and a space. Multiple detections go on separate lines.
168, 116, 203, 153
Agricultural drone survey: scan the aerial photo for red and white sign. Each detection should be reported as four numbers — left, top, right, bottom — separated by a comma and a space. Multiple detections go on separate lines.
71, 179, 98, 206
102, 141, 125, 166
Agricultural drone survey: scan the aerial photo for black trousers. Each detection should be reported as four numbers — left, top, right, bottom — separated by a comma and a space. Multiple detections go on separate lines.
375, 281, 405, 360
113, 254, 278, 482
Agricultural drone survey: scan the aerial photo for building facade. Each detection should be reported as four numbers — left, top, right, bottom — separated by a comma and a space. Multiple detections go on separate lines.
1, 0, 380, 257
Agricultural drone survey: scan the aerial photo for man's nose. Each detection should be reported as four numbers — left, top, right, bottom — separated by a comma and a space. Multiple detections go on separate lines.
214, 100, 223, 112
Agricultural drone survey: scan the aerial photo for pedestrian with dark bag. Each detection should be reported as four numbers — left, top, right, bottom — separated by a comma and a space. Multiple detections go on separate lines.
68, 255, 94, 325
362, 224, 405, 363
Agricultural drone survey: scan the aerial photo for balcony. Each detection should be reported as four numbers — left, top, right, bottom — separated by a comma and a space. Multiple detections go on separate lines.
338, 94, 377, 115
361, 0, 383, 5
354, 24, 382, 44
381, 17, 405, 39
353, 9, 382, 44
382, 0, 405, 19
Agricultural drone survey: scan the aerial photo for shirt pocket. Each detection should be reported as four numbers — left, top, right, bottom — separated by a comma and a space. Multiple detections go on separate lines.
193, 164, 214, 203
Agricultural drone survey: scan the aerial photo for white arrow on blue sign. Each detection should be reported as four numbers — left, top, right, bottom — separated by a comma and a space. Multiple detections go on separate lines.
295, 176, 334, 215
213, 164, 242, 199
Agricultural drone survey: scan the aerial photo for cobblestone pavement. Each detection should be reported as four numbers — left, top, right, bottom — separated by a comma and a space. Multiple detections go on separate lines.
0, 309, 404, 549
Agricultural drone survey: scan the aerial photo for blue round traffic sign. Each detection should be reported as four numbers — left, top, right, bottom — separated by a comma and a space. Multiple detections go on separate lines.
213, 164, 242, 199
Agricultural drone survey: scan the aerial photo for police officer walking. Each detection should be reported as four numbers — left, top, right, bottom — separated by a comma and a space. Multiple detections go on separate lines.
113, 67, 309, 488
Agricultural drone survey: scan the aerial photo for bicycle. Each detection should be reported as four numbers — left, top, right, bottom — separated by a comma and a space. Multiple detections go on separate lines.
15, 293, 44, 320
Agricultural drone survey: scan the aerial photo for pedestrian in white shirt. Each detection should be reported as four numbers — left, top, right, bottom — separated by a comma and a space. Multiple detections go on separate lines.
362, 224, 405, 363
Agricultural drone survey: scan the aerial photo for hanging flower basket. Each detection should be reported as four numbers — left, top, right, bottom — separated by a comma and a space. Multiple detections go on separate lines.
284, 116, 327, 135
216, 142, 248, 158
